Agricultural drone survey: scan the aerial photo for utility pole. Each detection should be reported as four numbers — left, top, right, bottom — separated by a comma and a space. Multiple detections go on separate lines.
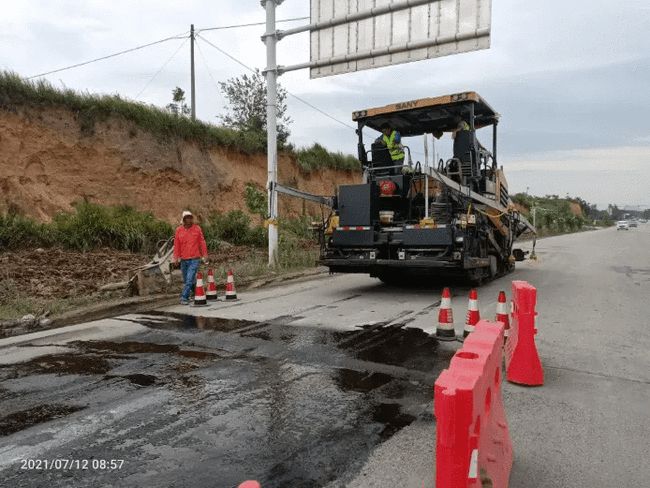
190, 24, 196, 120
262, 0, 282, 266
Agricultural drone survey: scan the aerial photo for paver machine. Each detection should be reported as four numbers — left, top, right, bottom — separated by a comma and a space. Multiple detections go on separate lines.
318, 92, 536, 284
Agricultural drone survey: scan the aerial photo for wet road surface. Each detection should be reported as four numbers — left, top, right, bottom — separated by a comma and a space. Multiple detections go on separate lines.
0, 308, 455, 488
2, 225, 649, 487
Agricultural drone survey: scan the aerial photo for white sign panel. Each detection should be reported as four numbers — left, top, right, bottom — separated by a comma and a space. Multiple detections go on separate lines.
309, 0, 492, 78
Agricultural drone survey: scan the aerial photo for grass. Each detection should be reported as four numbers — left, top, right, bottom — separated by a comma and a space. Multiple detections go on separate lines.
0, 202, 173, 254
0, 285, 99, 322
0, 244, 319, 322
296, 143, 360, 172
0, 201, 322, 321
202, 210, 267, 248
0, 70, 361, 169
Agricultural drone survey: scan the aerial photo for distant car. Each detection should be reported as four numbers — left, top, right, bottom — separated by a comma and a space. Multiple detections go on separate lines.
617, 221, 629, 230
629, 221, 638, 228
641, 219, 648, 223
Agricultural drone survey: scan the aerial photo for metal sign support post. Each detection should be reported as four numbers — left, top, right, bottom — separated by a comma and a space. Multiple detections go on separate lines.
262, 0, 282, 266
423, 134, 429, 219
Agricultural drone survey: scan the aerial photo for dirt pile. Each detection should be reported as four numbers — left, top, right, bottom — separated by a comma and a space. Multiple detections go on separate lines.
0, 105, 359, 222
0, 245, 263, 303
0, 248, 147, 300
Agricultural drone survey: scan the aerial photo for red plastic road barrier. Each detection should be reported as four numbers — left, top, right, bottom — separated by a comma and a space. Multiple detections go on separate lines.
238, 482, 261, 488
434, 320, 513, 488
505, 281, 544, 386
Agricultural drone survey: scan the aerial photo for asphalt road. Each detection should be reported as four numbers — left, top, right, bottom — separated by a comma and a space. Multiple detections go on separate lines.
0, 224, 648, 487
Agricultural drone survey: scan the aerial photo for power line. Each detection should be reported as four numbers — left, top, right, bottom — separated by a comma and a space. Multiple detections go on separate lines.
134, 37, 189, 99
287, 92, 355, 130
196, 33, 355, 131
27, 32, 190, 79
198, 16, 309, 33
195, 34, 255, 74
195, 39, 222, 91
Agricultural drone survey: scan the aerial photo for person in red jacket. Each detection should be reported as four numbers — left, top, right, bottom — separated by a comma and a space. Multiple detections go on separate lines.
173, 210, 208, 304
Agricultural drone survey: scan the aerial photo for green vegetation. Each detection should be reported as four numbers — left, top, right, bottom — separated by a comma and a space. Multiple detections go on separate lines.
0, 277, 98, 322
202, 210, 267, 248
244, 183, 268, 219
511, 193, 613, 235
0, 71, 359, 170
296, 143, 360, 172
219, 69, 292, 147
0, 199, 318, 255
0, 202, 172, 253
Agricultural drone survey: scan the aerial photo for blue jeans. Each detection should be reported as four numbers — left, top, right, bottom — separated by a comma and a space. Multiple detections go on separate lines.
180, 258, 201, 300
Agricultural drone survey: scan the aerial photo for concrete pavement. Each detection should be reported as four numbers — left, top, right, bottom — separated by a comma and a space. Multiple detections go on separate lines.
0, 224, 648, 487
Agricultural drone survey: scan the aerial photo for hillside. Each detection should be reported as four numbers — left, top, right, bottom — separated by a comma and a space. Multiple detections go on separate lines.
0, 73, 359, 222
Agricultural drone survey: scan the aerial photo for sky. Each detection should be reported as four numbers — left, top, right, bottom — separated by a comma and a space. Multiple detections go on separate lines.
2, 0, 649, 209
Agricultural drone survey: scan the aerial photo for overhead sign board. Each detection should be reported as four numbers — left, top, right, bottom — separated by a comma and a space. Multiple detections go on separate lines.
309, 0, 492, 78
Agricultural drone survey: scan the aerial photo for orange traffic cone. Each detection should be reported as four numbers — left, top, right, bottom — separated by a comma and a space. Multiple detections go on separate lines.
206, 269, 218, 301
225, 270, 238, 300
436, 287, 456, 341
495, 290, 510, 337
463, 289, 480, 338
193, 272, 207, 306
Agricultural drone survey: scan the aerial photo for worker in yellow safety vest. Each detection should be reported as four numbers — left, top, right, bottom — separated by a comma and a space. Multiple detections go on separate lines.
378, 123, 405, 165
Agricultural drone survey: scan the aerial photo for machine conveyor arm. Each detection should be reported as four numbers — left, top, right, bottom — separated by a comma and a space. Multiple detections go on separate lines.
273, 182, 335, 208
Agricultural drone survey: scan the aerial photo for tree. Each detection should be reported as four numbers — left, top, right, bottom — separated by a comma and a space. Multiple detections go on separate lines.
218, 69, 292, 146
166, 87, 191, 116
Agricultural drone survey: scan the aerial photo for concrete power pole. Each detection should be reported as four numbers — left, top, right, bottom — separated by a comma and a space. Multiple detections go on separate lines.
262, 0, 282, 266
190, 24, 196, 121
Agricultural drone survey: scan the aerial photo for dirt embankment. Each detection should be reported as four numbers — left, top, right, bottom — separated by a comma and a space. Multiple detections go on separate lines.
0, 106, 359, 222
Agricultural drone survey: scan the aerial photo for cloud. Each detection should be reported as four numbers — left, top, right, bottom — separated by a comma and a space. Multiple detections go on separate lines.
2, 0, 649, 208
505, 145, 650, 173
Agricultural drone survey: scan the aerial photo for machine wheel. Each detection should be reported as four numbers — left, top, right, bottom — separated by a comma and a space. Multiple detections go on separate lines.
489, 255, 498, 278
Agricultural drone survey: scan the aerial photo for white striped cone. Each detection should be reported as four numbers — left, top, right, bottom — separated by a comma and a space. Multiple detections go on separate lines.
225, 270, 237, 300
436, 287, 456, 341
193, 272, 207, 306
206, 269, 218, 300
463, 289, 480, 338
495, 290, 510, 337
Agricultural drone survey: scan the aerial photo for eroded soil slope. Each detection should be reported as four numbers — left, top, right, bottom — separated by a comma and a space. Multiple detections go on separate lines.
0, 106, 358, 221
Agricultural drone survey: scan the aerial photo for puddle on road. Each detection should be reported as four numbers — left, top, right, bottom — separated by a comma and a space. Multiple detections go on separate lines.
4, 310, 456, 487
73, 340, 221, 360
129, 311, 258, 333
335, 369, 393, 393
0, 404, 85, 436
371, 402, 418, 441
9, 353, 113, 376
104, 373, 158, 387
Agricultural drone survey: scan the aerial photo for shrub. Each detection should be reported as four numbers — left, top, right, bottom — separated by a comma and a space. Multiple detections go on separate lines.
0, 213, 54, 249
0, 203, 172, 253
202, 210, 267, 247
51, 202, 173, 253
244, 183, 267, 219
295, 143, 360, 173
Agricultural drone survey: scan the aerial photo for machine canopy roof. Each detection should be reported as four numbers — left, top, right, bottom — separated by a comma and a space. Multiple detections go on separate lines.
352, 92, 498, 137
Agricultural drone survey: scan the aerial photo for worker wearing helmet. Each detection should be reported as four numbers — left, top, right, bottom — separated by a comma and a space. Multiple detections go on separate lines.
173, 210, 208, 305
378, 123, 405, 165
